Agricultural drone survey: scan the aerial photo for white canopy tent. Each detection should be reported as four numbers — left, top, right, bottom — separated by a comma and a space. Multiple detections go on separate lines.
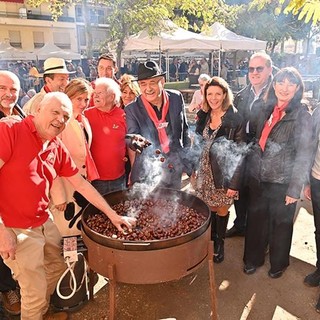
201, 22, 267, 51
124, 20, 219, 53
0, 41, 36, 61
201, 22, 267, 75
34, 43, 81, 60
123, 20, 220, 79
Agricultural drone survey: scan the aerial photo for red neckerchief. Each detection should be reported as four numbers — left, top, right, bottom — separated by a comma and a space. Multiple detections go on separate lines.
43, 85, 51, 93
259, 102, 289, 151
141, 92, 170, 154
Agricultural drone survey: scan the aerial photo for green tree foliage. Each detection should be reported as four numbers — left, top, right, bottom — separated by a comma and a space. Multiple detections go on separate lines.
235, 2, 313, 53
249, 0, 320, 25
27, 0, 240, 60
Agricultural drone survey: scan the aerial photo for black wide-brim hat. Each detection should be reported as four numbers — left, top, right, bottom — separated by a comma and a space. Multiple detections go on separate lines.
135, 61, 166, 81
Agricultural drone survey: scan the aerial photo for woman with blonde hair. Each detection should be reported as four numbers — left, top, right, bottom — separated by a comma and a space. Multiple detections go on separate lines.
50, 78, 99, 236
119, 74, 140, 108
195, 76, 246, 263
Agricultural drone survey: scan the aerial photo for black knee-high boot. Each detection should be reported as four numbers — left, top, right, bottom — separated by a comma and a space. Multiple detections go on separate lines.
210, 211, 217, 242
214, 213, 230, 263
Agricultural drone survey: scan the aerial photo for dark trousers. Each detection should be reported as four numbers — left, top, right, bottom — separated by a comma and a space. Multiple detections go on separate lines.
310, 175, 320, 270
92, 175, 126, 196
0, 257, 16, 292
233, 185, 249, 231
244, 182, 296, 272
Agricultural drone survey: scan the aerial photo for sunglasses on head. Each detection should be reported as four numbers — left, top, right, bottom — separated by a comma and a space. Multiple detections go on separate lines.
248, 66, 265, 73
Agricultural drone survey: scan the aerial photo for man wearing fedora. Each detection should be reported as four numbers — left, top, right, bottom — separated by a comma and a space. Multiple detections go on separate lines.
24, 57, 74, 115
125, 60, 192, 189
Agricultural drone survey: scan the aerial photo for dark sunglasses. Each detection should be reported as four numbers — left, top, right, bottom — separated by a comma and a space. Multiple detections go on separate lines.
248, 66, 265, 73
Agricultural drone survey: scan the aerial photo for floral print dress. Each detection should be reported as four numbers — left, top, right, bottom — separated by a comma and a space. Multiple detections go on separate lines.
196, 121, 238, 207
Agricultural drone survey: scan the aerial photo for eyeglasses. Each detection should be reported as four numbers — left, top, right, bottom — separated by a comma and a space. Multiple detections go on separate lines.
248, 66, 265, 73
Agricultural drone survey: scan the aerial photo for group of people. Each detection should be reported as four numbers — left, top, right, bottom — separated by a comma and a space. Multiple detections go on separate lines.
1, 49, 320, 319
0, 52, 192, 319
168, 57, 209, 82
187, 51, 320, 309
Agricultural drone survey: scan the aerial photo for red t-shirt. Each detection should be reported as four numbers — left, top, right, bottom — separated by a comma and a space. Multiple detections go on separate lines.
0, 116, 78, 228
85, 106, 126, 180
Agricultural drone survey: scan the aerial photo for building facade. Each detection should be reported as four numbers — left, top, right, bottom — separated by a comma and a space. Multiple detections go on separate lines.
0, 0, 110, 55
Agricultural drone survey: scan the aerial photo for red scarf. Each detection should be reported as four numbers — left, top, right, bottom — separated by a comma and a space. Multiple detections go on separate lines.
76, 114, 100, 181
43, 85, 51, 93
259, 102, 288, 151
141, 92, 170, 154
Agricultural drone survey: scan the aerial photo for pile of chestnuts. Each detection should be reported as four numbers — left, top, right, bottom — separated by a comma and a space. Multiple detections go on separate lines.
85, 198, 206, 241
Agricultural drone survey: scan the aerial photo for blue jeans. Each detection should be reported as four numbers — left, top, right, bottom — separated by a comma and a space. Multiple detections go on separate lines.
92, 175, 126, 196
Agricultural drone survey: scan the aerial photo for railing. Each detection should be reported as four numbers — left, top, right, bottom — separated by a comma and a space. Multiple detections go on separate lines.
0, 11, 74, 22
75, 16, 108, 24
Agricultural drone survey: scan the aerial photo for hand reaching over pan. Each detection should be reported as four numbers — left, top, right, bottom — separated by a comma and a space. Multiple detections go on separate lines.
126, 134, 151, 154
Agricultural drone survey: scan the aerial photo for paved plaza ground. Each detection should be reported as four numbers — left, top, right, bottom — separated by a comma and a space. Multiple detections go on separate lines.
3, 202, 318, 320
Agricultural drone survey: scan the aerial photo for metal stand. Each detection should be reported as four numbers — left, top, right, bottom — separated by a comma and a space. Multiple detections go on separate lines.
88, 239, 218, 320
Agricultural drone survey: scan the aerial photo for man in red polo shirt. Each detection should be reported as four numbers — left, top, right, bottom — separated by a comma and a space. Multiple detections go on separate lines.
85, 77, 127, 195
0, 92, 135, 320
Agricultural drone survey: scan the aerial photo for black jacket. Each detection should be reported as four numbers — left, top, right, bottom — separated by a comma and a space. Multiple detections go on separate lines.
195, 106, 247, 190
234, 79, 271, 142
247, 102, 313, 199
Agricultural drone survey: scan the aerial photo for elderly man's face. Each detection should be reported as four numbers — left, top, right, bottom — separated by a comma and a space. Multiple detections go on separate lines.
93, 83, 114, 109
34, 97, 71, 141
46, 74, 69, 92
138, 76, 164, 106
97, 59, 117, 79
0, 74, 20, 111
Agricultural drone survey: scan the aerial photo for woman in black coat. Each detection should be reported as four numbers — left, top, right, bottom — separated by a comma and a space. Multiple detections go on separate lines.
195, 76, 246, 263
243, 67, 313, 278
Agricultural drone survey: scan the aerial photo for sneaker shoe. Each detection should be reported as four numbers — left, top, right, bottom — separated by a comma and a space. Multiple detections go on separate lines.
43, 311, 68, 320
2, 289, 21, 315
304, 269, 320, 287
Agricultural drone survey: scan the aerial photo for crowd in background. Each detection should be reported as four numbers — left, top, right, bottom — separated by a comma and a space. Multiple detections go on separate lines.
1, 51, 320, 108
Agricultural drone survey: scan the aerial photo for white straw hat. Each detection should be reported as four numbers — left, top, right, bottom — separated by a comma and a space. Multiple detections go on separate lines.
43, 57, 75, 75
